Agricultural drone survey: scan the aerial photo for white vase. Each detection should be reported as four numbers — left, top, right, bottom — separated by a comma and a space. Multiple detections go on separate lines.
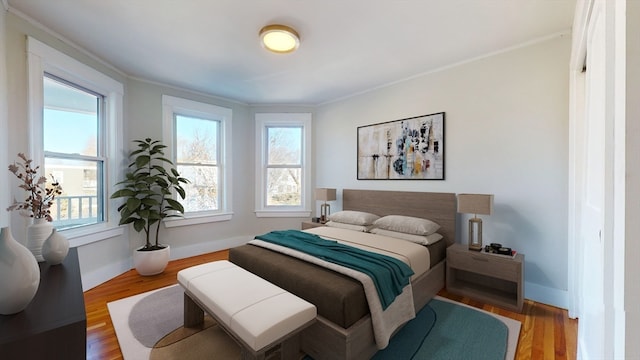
0, 226, 41, 315
26, 218, 54, 262
133, 245, 170, 276
42, 229, 69, 265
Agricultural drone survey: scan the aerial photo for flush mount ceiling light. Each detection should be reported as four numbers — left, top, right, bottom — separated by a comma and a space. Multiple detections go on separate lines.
259, 24, 300, 54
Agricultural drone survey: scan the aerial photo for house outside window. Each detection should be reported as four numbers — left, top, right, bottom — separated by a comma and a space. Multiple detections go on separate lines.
162, 95, 233, 226
255, 113, 312, 217
27, 37, 124, 245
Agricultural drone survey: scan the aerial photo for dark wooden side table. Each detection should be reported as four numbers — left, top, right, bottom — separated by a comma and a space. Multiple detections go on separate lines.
0, 247, 86, 359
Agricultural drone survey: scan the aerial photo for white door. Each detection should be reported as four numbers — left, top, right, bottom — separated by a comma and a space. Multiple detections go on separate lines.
578, 1, 606, 359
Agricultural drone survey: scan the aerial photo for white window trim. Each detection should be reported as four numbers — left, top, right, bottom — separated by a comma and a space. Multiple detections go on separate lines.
162, 95, 233, 227
27, 37, 124, 247
254, 113, 312, 218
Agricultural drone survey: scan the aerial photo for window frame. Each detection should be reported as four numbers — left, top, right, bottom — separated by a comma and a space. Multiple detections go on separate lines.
162, 95, 233, 227
43, 73, 106, 230
254, 113, 312, 217
27, 37, 125, 246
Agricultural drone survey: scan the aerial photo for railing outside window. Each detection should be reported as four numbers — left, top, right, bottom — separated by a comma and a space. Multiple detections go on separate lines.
52, 195, 99, 229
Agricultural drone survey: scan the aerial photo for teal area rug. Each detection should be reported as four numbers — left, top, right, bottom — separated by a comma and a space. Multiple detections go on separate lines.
304, 298, 516, 360
372, 299, 510, 360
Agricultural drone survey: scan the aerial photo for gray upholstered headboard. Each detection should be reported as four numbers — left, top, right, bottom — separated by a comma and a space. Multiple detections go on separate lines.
342, 189, 457, 247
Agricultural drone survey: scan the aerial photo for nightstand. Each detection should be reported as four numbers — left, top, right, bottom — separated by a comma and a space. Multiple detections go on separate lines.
446, 243, 524, 312
301, 221, 325, 230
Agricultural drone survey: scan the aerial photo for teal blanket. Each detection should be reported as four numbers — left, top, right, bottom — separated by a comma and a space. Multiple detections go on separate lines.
254, 230, 414, 309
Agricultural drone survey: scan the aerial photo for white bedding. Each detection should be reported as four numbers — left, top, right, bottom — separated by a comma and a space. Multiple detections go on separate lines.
303, 226, 431, 280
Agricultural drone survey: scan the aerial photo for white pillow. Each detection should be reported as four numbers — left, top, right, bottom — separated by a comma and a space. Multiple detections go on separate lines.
373, 215, 440, 236
328, 210, 380, 226
370, 228, 444, 245
326, 221, 373, 232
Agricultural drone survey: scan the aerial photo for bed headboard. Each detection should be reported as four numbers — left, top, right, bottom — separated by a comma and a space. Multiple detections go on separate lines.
342, 189, 457, 247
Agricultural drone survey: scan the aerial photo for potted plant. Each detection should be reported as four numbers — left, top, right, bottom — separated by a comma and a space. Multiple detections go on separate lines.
111, 138, 189, 275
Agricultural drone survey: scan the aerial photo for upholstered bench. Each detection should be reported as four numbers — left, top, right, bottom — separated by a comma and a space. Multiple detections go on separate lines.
177, 260, 317, 360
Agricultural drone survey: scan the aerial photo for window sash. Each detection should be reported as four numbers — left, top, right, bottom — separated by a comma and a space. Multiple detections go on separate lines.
266, 126, 302, 166
254, 113, 312, 217
42, 74, 107, 230
44, 155, 104, 229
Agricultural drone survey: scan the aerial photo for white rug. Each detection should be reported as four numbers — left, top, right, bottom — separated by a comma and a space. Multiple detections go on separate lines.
108, 285, 179, 360
108, 285, 521, 360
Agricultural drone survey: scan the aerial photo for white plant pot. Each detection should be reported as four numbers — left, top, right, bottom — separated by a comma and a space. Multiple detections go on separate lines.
133, 245, 170, 276
26, 218, 54, 262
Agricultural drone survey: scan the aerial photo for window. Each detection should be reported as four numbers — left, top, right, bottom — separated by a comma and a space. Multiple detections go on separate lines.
27, 37, 124, 245
43, 75, 104, 229
176, 115, 219, 212
255, 113, 312, 217
162, 95, 232, 226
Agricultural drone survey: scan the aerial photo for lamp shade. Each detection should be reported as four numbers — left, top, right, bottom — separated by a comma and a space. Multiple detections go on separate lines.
315, 188, 336, 202
457, 194, 494, 215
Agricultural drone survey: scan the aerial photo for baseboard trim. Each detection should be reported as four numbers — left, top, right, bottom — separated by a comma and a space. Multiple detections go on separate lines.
524, 281, 569, 309
81, 236, 251, 291
81, 257, 131, 291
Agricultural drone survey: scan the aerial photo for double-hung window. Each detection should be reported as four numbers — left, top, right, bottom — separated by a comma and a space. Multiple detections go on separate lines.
255, 113, 312, 217
27, 37, 124, 244
162, 95, 232, 226
42, 75, 104, 229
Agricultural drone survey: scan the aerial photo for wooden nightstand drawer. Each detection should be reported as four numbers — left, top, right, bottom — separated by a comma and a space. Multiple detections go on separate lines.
447, 250, 521, 282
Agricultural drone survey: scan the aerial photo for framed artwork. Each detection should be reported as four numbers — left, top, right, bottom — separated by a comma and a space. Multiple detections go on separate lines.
357, 112, 445, 180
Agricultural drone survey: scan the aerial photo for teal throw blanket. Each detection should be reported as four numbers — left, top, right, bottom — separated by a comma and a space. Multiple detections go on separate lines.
255, 230, 414, 310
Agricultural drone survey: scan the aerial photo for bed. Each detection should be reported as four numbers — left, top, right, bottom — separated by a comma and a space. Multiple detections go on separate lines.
229, 189, 456, 360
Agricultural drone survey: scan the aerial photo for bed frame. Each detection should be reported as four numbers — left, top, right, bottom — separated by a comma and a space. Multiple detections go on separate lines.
300, 189, 457, 360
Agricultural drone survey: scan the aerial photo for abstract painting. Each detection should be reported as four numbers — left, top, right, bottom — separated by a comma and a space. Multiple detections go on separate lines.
357, 112, 445, 180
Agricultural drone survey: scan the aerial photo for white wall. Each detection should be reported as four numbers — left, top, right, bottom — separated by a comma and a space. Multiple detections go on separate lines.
0, 6, 8, 229
621, 1, 640, 357
315, 35, 571, 307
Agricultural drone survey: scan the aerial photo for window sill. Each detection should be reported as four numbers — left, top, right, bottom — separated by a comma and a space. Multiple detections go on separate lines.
163, 212, 233, 228
64, 225, 125, 247
255, 210, 312, 218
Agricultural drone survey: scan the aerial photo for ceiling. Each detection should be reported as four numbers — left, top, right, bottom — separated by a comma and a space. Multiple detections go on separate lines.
8, 0, 577, 105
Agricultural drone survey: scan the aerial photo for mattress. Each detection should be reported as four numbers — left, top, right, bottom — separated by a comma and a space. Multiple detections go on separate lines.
228, 228, 446, 329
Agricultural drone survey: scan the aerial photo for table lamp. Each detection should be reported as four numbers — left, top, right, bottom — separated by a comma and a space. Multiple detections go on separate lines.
315, 188, 336, 223
457, 194, 494, 251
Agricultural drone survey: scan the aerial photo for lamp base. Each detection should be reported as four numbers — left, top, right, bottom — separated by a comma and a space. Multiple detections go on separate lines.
320, 203, 331, 224
468, 218, 483, 251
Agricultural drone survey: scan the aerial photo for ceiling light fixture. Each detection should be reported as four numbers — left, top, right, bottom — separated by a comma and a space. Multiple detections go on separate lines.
259, 24, 300, 54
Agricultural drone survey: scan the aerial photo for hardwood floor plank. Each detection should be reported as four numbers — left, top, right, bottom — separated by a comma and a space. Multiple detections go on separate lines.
84, 250, 577, 359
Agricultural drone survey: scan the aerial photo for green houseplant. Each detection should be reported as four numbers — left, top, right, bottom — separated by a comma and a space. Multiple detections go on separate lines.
111, 138, 189, 275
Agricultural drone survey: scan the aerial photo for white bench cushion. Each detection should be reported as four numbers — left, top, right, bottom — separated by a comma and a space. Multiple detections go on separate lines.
178, 260, 317, 352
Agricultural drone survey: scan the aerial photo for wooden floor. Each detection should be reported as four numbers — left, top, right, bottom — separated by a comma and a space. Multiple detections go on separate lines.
84, 250, 577, 360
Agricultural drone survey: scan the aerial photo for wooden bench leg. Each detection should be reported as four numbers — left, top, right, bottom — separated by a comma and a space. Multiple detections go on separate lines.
281, 334, 301, 360
240, 348, 264, 360
183, 293, 204, 328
